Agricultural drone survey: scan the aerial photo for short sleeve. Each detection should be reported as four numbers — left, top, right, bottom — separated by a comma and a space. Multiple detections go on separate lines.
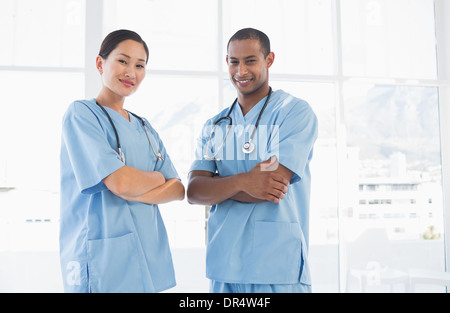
62, 102, 125, 194
189, 120, 217, 174
265, 100, 318, 184
147, 122, 180, 180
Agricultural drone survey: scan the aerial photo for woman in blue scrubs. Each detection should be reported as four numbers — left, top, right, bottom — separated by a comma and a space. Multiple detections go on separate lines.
59, 30, 185, 293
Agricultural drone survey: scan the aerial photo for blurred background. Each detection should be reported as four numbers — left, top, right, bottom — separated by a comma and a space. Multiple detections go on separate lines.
1, 0, 450, 292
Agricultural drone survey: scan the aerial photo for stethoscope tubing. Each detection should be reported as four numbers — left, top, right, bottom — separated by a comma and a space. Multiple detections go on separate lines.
95, 101, 163, 163
129, 111, 164, 162
204, 87, 272, 160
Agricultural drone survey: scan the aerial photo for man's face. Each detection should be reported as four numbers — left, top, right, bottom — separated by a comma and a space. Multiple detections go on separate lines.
227, 39, 274, 96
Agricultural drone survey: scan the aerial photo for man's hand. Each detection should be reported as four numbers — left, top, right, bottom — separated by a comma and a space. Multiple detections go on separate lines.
238, 157, 290, 203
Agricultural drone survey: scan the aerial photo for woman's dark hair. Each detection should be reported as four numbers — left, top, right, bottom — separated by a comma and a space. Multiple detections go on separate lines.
98, 29, 149, 64
227, 28, 271, 58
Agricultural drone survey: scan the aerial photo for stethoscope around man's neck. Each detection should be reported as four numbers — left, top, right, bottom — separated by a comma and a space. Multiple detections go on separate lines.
204, 86, 272, 161
95, 100, 164, 163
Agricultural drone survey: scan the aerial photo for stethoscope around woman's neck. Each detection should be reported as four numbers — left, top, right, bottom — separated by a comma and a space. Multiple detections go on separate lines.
95, 100, 164, 164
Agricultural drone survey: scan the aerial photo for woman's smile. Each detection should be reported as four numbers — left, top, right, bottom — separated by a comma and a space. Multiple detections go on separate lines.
119, 79, 135, 88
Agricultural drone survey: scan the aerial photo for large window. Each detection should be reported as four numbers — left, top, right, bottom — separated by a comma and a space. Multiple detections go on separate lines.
0, 0, 85, 292
342, 84, 444, 292
1, 0, 448, 293
340, 0, 446, 292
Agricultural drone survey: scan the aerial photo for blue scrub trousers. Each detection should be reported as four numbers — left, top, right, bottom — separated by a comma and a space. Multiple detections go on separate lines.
210, 280, 312, 293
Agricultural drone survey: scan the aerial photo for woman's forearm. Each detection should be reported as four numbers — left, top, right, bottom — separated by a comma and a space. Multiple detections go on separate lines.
103, 165, 166, 198
122, 178, 185, 205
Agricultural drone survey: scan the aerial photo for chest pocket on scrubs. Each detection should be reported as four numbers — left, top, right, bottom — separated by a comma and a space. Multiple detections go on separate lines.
87, 233, 145, 293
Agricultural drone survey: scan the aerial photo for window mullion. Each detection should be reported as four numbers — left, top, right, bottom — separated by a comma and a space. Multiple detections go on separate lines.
84, 0, 104, 99
435, 0, 450, 275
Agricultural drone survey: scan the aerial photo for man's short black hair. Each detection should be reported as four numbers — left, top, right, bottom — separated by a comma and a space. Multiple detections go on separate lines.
227, 28, 271, 57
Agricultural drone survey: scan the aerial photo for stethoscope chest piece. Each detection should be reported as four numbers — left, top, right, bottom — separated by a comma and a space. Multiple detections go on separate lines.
156, 152, 164, 162
242, 141, 255, 154
119, 148, 126, 164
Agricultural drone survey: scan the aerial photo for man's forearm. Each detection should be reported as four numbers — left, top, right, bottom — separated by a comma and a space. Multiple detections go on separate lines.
187, 158, 291, 205
230, 192, 265, 203
187, 174, 245, 206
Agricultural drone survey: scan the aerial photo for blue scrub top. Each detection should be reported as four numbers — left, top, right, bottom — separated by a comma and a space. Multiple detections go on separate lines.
190, 90, 318, 285
60, 99, 179, 293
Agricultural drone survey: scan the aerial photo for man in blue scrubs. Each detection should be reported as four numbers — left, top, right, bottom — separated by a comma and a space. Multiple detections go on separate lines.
187, 28, 318, 293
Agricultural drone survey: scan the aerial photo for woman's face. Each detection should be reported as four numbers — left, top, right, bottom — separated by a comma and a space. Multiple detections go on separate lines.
97, 39, 147, 98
